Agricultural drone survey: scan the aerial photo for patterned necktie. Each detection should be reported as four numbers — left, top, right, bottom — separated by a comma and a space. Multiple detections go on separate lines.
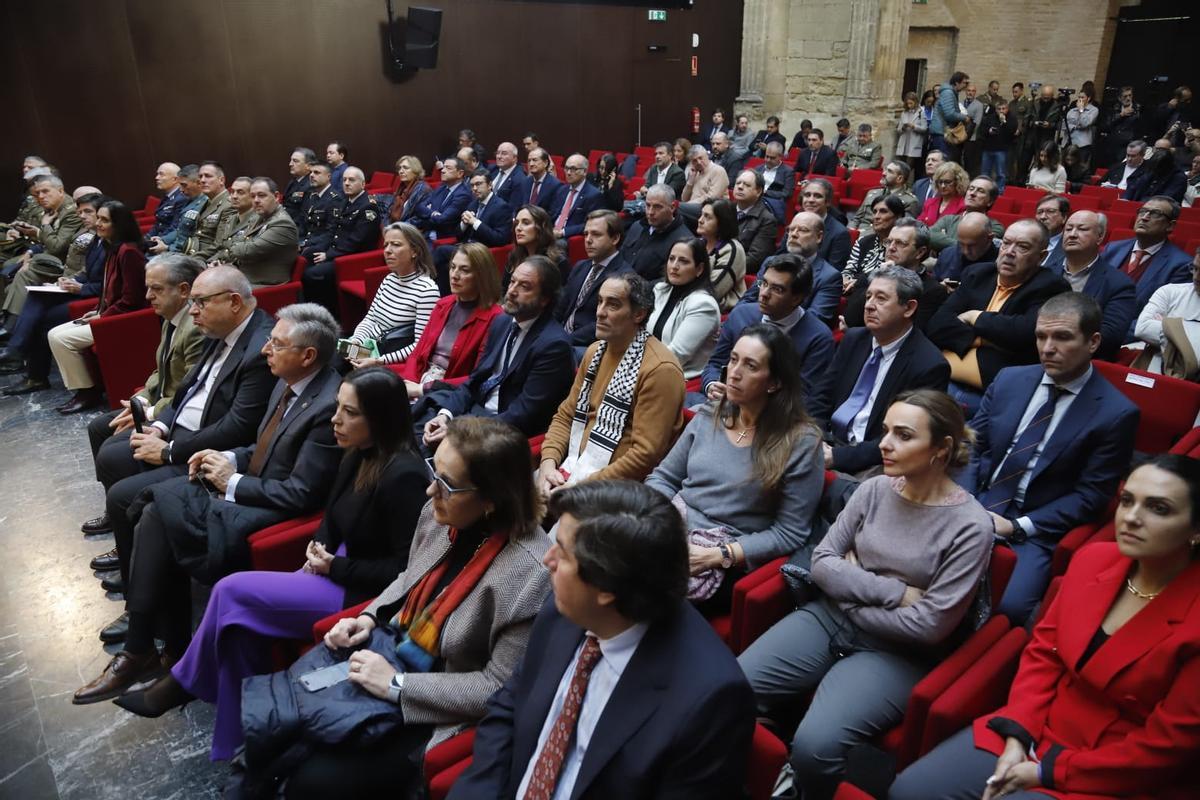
830, 346, 883, 442
566, 263, 604, 333
523, 636, 602, 800
247, 388, 294, 477
555, 188, 578, 230
1124, 248, 1148, 280
977, 386, 1064, 518
530, 180, 542, 205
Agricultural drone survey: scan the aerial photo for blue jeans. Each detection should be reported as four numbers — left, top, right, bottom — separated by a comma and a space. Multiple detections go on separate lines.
980, 150, 1008, 192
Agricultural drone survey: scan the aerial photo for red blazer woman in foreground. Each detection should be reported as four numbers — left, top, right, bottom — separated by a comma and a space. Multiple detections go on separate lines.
890, 453, 1200, 800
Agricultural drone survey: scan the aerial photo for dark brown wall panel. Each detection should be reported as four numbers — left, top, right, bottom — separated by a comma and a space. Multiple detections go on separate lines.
0, 0, 742, 216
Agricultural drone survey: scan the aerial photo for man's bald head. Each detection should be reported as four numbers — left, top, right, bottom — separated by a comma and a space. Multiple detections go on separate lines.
155, 162, 181, 192
1062, 209, 1106, 261
957, 211, 994, 261
195, 264, 252, 298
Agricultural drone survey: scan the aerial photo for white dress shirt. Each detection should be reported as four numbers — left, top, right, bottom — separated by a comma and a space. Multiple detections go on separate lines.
483, 317, 535, 412
516, 623, 649, 800
159, 313, 255, 434
848, 327, 911, 443
763, 305, 804, 335
222, 370, 318, 501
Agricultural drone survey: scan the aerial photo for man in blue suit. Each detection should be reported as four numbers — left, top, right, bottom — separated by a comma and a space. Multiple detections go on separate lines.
522, 148, 566, 214
911, 150, 945, 207
1096, 195, 1192, 321
703, 254, 835, 401
555, 210, 630, 353
807, 266, 950, 475
549, 154, 602, 240
795, 128, 838, 180
413, 158, 472, 241
489, 142, 528, 208
737, 211, 842, 326
961, 293, 1139, 622
1035, 194, 1069, 271
417, 255, 574, 449
449, 481, 754, 800
432, 169, 514, 293
1051, 210, 1136, 356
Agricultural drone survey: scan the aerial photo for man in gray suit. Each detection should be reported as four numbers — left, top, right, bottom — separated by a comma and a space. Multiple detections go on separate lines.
223, 177, 300, 286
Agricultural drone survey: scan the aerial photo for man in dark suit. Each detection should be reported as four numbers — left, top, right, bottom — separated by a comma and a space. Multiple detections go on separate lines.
733, 170, 779, 274
933, 212, 1000, 282
698, 107, 733, 152
417, 255, 574, 447
1035, 193, 1069, 271
704, 254, 835, 399
555, 210, 630, 353
636, 142, 686, 200
799, 178, 851, 268
755, 141, 796, 222
490, 142, 528, 208
843, 219, 948, 332
961, 293, 1139, 622
910, 150, 945, 207
413, 158, 471, 241
795, 128, 838, 180
431, 169, 514, 293
523, 148, 566, 214
750, 115, 788, 156
619, 185, 691, 282
1100, 139, 1148, 191
809, 265, 951, 475
73, 302, 343, 704
1051, 210, 1136, 355
550, 154, 602, 240
450, 481, 754, 800
1096, 195, 1193, 319
282, 148, 316, 227
927, 219, 1071, 414
88, 267, 276, 642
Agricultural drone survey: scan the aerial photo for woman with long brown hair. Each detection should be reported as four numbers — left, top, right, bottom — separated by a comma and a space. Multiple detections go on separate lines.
502, 204, 566, 289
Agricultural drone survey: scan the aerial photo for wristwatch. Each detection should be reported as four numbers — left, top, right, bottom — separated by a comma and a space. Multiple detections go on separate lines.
1006, 517, 1027, 544
163, 440, 174, 465
387, 671, 405, 704
718, 543, 735, 570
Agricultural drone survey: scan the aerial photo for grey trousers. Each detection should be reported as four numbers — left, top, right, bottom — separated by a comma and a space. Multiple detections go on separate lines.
889, 727, 1053, 800
738, 598, 930, 800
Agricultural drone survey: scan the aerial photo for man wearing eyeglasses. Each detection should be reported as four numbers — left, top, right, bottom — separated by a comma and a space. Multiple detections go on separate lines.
1096, 197, 1193, 315
82, 266, 275, 645
74, 301, 342, 704
550, 154, 602, 241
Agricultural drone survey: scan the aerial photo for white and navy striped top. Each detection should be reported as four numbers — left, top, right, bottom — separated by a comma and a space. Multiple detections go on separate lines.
350, 270, 440, 363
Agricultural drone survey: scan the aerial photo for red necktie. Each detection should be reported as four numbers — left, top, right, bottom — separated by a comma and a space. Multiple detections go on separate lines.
555, 188, 578, 230
1125, 248, 1149, 281
523, 636, 602, 800
530, 180, 542, 205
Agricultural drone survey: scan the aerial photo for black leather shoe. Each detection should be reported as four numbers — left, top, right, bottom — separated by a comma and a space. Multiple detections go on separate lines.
2, 377, 50, 395
57, 387, 104, 414
99, 612, 129, 644
90, 547, 120, 571
81, 513, 112, 535
113, 673, 193, 718
100, 574, 125, 594
0, 349, 21, 373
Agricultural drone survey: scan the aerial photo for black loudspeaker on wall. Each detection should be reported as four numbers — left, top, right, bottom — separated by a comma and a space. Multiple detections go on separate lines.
384, 2, 441, 72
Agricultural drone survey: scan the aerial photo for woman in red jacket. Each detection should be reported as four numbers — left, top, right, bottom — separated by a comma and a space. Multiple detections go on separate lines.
890, 454, 1200, 800
395, 241, 502, 400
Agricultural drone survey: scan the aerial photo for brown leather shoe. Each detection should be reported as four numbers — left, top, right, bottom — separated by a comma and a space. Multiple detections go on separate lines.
72, 651, 161, 705
57, 387, 104, 415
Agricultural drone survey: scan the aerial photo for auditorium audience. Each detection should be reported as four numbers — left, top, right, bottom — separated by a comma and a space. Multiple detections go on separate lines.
812, 266, 950, 475
911, 149, 944, 206
1050, 210, 1136, 356
538, 272, 684, 493
450, 480, 754, 800
697, 198, 747, 311
704, 254, 834, 398
698, 108, 731, 151
1097, 195, 1193, 321
927, 219, 1071, 413
73, 302, 342, 705
556, 209, 630, 352
0, 174, 83, 316
399, 242, 503, 399
222, 177, 300, 287
917, 161, 968, 225
797, 178, 851, 268
416, 255, 573, 445
731, 170, 777, 276
847, 159, 918, 230
345, 222, 439, 366
1133, 248, 1200, 378
740, 389, 992, 799
932, 211, 1000, 282
645, 239, 721, 379
928, 176, 1004, 254
892, 454, 1200, 800
503, 204, 567, 288
113, 367, 429, 762
680, 145, 731, 219
620, 184, 691, 282
648, 323, 823, 613
672, 137, 693, 173
1126, 148, 1188, 203
304, 166, 381, 315
930, 71, 970, 158
388, 154, 432, 224
1101, 139, 1147, 192
709, 131, 744, 184
1027, 85, 1062, 162
750, 114, 787, 156
432, 168, 512, 292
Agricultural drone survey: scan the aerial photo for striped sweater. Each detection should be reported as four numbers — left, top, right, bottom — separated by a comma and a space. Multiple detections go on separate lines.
350, 270, 440, 363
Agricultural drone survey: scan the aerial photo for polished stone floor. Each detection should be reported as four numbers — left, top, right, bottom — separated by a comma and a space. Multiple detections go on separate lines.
0, 374, 225, 800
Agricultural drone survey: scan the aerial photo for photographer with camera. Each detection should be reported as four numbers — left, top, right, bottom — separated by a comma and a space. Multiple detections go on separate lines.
1026, 85, 1062, 171
1155, 85, 1193, 148
1066, 85, 1100, 173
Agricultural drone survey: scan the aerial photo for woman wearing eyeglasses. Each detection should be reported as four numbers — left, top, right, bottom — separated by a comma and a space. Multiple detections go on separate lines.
232, 416, 551, 796
917, 161, 969, 225
112, 368, 429, 761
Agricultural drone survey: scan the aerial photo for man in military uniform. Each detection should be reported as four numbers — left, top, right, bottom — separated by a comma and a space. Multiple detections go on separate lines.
157, 165, 207, 255
303, 166, 379, 315
840, 124, 884, 174
224, 177, 299, 287
299, 162, 342, 259
143, 162, 187, 245
1007, 82, 1035, 186
0, 174, 84, 324
1, 159, 51, 259
283, 148, 316, 226
182, 161, 238, 261
847, 159, 920, 229
210, 177, 258, 264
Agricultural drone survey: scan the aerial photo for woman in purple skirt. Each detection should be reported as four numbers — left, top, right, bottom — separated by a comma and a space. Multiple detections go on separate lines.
113, 366, 429, 760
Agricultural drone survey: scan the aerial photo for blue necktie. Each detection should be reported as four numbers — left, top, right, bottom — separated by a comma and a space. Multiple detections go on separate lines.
977, 386, 1064, 517
830, 346, 883, 442
478, 324, 520, 399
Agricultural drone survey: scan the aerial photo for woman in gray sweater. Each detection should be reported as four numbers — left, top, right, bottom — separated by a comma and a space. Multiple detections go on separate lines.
646, 323, 824, 613
738, 388, 993, 800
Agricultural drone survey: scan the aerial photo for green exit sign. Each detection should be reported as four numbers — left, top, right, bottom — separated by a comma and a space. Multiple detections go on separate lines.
648, 9, 667, 22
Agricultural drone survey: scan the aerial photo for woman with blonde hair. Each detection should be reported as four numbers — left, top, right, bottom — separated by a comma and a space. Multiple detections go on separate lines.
389, 155, 430, 224
918, 161, 969, 224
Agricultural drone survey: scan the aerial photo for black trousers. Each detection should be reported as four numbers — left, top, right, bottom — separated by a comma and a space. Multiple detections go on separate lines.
125, 501, 194, 654
99, 437, 187, 582
283, 724, 432, 800
87, 409, 122, 478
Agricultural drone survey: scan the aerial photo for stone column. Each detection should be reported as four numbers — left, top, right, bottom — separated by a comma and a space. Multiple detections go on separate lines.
735, 0, 790, 124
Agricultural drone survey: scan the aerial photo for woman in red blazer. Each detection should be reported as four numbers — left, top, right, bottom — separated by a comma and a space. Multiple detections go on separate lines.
890, 454, 1200, 800
392, 242, 502, 399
